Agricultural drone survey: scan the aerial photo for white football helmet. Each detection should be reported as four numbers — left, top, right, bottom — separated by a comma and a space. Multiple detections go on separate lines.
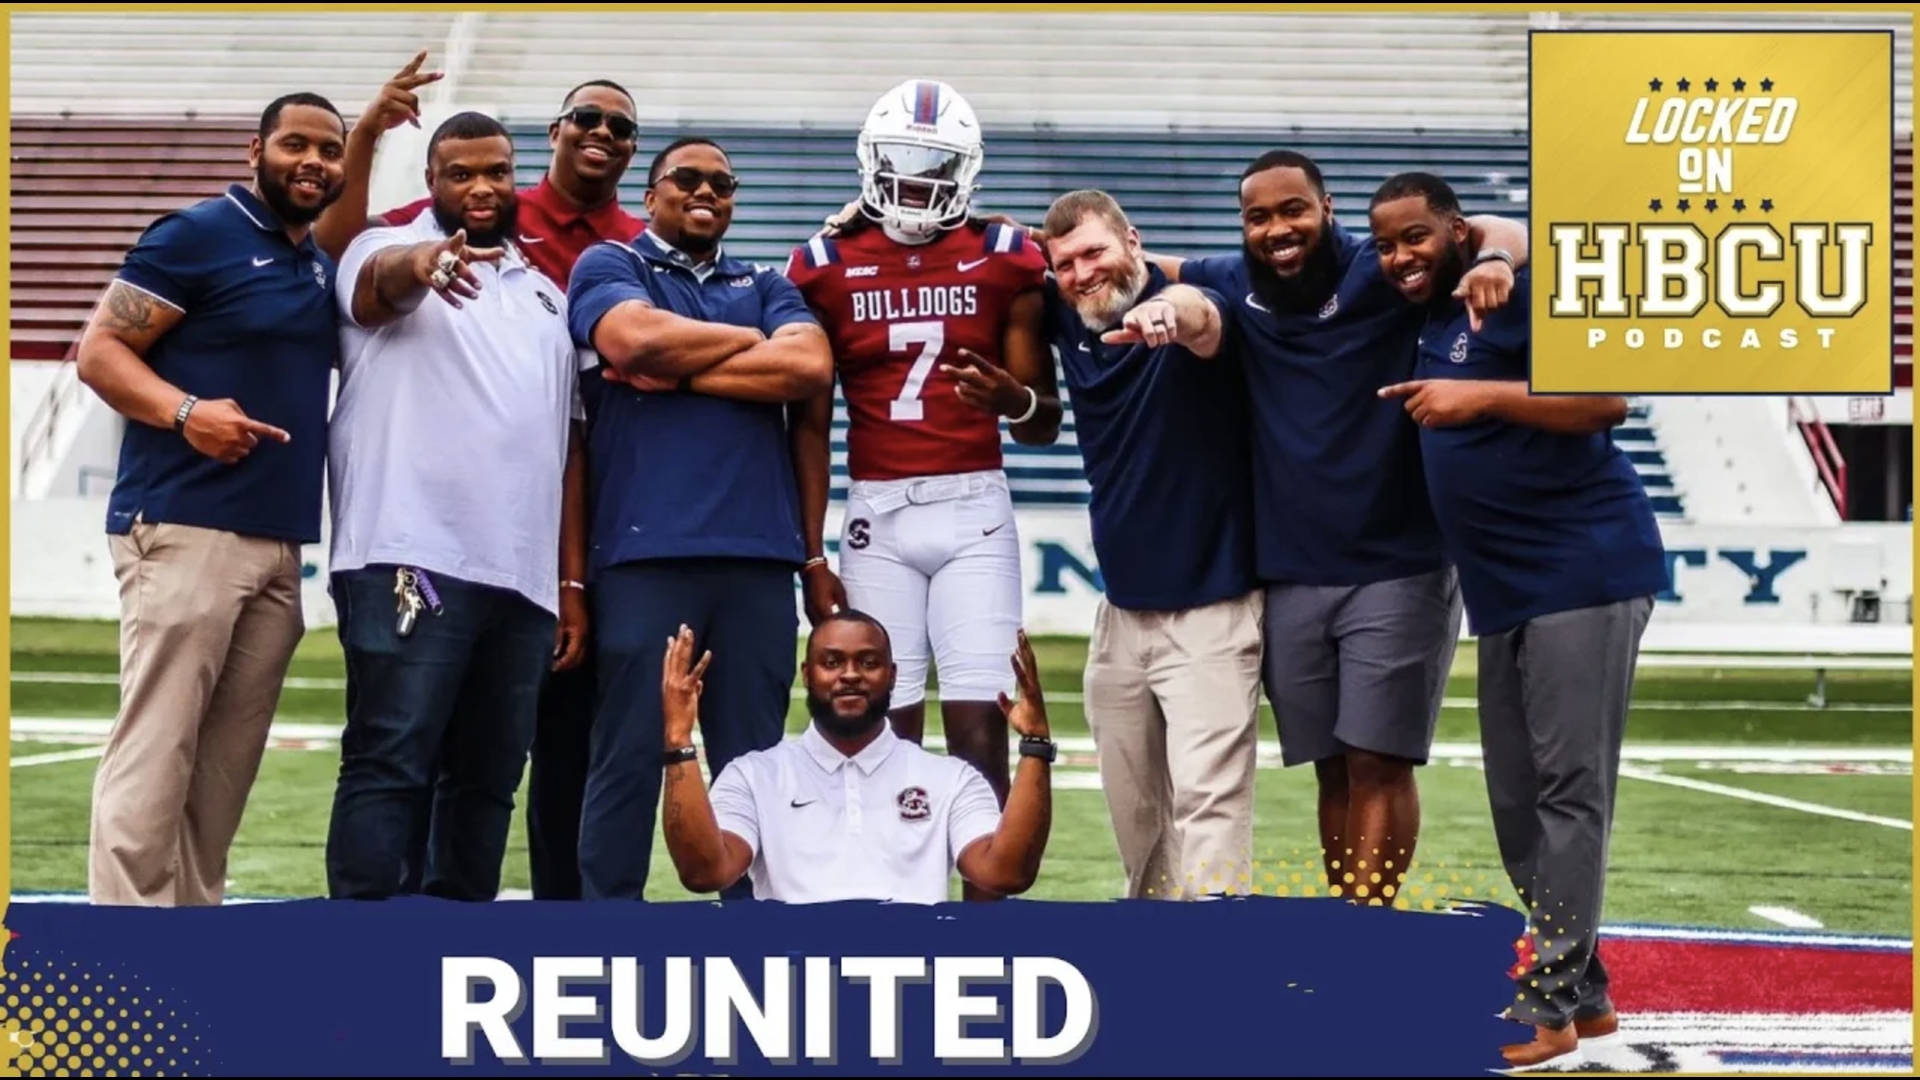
856, 79, 985, 241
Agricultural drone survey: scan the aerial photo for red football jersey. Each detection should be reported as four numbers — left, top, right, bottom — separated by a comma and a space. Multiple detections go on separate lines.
787, 221, 1048, 482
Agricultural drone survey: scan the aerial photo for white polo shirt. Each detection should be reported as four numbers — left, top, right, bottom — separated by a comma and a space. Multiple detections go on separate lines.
328, 213, 583, 616
708, 725, 1003, 905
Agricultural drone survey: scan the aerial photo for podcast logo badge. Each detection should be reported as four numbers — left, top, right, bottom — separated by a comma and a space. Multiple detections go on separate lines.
1529, 31, 1895, 394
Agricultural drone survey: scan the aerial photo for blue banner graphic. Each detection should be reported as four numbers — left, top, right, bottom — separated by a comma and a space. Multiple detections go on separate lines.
0, 896, 1525, 1075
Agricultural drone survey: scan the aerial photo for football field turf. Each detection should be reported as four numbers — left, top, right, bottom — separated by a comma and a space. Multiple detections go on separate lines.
7, 616, 1913, 940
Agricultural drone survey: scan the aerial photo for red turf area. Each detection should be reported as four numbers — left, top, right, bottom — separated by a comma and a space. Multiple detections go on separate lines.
1511, 932, 1914, 1014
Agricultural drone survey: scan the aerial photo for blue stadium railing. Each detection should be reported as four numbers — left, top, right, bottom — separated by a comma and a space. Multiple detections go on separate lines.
509, 124, 1683, 519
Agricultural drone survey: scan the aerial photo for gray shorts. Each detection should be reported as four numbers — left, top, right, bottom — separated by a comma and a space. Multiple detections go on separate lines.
1261, 566, 1463, 767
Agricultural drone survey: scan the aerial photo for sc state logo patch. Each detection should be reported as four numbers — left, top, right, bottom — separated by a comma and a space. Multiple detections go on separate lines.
1318, 295, 1339, 320
896, 786, 931, 821
1450, 332, 1470, 364
536, 290, 558, 315
845, 518, 872, 550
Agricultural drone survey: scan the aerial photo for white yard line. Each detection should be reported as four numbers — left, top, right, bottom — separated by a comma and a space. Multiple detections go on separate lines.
1592, 1011, 1914, 1049
18, 720, 1915, 852
1601, 924, 1911, 949
11, 716, 1913, 771
12, 745, 107, 768
1616, 765, 1913, 831
10, 716, 1914, 759
1749, 905, 1827, 930
9, 670, 1911, 714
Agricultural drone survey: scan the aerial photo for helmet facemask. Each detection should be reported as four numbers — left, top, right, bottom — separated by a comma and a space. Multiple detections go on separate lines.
858, 134, 982, 242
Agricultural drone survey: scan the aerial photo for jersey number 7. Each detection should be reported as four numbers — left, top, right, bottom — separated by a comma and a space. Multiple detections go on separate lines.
889, 320, 946, 423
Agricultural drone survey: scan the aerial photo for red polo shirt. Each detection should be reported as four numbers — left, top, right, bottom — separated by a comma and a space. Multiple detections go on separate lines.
379, 176, 645, 291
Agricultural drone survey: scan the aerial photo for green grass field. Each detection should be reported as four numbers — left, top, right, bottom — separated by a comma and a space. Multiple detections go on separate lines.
9, 616, 1914, 937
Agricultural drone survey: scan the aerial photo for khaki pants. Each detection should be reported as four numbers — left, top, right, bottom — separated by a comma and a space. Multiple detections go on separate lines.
89, 520, 306, 906
1083, 589, 1265, 900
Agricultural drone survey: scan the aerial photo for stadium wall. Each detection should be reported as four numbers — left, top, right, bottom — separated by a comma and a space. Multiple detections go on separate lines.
9, 8, 1913, 626
12, 499, 1911, 634
13, 9, 1907, 133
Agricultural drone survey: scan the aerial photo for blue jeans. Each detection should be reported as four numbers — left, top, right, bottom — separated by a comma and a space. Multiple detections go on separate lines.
325, 566, 555, 901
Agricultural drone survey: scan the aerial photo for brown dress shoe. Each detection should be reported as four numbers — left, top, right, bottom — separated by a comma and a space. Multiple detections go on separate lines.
1502, 1022, 1579, 1068
1574, 1009, 1619, 1039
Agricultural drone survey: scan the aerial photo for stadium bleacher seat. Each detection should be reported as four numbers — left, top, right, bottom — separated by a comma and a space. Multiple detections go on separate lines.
1, 111, 1707, 517
9, 116, 259, 361
7, 12, 457, 119
1616, 403, 1687, 520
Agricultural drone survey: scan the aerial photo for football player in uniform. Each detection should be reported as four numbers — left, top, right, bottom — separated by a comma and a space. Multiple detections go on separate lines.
786, 81, 1061, 901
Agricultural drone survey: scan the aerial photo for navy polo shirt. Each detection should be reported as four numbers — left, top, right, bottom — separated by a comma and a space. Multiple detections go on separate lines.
1180, 227, 1447, 588
567, 232, 818, 576
1044, 265, 1257, 612
1412, 269, 1670, 637
105, 184, 339, 544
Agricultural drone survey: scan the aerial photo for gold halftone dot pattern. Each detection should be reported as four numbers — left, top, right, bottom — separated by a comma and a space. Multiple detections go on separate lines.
1140, 860, 1269, 900
1, 953, 211, 1077
1240, 851, 1522, 917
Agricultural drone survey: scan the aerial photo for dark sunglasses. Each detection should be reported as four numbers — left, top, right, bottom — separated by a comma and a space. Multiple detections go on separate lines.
653, 166, 740, 198
558, 105, 637, 142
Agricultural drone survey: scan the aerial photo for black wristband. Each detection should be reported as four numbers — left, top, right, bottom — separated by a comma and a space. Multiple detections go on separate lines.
677, 374, 694, 392
1018, 736, 1056, 763
173, 394, 199, 433
662, 745, 699, 766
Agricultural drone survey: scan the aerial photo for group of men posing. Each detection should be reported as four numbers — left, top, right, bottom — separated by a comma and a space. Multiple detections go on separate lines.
74, 53, 1667, 1068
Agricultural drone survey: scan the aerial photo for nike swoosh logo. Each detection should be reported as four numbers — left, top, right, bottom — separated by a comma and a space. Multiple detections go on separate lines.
252, 257, 273, 267
790, 799, 816, 808
982, 523, 1006, 536
1077, 343, 1091, 352
519, 235, 545, 244
958, 258, 990, 272
1245, 292, 1271, 313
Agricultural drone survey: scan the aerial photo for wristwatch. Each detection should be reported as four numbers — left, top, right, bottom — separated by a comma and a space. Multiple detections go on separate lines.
1018, 736, 1057, 763
1474, 247, 1515, 270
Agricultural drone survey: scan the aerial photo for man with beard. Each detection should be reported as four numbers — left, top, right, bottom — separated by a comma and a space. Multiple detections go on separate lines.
566, 136, 834, 902
1158, 150, 1529, 909
317, 73, 644, 902
658, 612, 1055, 904
1370, 172, 1665, 1069
1037, 189, 1264, 901
76, 92, 350, 906
322, 112, 588, 902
